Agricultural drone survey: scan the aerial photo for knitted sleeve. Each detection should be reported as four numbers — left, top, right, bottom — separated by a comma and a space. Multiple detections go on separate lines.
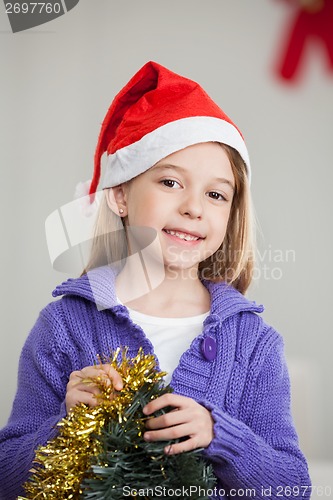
0, 305, 69, 500
201, 332, 312, 499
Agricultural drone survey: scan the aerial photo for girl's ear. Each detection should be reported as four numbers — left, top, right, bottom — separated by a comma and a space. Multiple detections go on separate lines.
105, 185, 128, 217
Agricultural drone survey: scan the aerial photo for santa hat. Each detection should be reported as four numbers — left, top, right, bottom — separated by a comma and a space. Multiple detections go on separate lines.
89, 61, 250, 200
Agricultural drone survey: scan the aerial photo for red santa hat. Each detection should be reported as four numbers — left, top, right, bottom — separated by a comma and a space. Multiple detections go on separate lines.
89, 61, 250, 200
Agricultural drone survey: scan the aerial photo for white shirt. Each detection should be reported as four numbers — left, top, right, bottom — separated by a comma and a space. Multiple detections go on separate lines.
126, 307, 209, 384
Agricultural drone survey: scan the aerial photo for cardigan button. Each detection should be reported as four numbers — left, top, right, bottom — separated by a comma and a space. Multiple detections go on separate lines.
201, 336, 216, 361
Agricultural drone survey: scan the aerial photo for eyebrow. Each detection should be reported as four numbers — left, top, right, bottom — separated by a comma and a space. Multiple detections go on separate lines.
152, 163, 235, 191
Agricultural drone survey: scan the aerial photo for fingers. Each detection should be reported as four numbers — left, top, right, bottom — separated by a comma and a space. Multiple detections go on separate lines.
66, 389, 99, 410
144, 416, 209, 455
100, 364, 123, 391
69, 365, 123, 390
164, 437, 200, 455
65, 364, 123, 413
142, 394, 214, 455
143, 393, 189, 415
68, 365, 123, 392
144, 422, 192, 442
145, 407, 188, 431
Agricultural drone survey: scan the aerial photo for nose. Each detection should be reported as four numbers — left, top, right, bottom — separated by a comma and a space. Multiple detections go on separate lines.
179, 191, 203, 219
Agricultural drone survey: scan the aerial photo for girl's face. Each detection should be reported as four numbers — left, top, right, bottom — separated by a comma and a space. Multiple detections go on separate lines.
116, 142, 235, 276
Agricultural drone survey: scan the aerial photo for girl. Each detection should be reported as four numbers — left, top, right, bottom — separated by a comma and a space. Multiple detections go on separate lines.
0, 61, 311, 499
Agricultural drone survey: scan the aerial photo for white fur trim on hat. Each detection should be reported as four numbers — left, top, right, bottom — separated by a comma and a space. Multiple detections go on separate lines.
102, 116, 251, 188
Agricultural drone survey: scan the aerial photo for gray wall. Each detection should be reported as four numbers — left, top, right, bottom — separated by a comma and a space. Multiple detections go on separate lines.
1, 0, 332, 461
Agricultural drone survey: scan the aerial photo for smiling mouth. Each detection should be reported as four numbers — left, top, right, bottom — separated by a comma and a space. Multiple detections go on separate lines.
163, 229, 204, 242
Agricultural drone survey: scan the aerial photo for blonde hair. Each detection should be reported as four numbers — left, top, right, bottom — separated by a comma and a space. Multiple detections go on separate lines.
82, 144, 256, 294
81, 196, 128, 274
198, 144, 255, 294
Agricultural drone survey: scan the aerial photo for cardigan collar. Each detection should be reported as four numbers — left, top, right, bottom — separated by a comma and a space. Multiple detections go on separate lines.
52, 265, 264, 323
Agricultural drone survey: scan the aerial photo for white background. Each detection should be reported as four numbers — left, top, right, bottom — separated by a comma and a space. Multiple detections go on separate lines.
0, 0, 332, 489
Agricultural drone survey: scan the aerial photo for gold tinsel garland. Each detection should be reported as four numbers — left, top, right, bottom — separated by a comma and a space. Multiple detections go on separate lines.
18, 347, 166, 500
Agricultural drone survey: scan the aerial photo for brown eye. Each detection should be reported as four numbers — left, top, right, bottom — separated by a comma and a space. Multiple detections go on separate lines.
161, 179, 180, 189
208, 191, 226, 201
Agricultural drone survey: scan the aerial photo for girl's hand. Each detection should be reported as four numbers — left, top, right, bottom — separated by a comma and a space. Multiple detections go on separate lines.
65, 364, 123, 413
143, 394, 214, 455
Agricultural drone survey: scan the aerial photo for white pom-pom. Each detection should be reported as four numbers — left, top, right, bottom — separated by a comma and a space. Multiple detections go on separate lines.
74, 179, 91, 199
74, 179, 100, 218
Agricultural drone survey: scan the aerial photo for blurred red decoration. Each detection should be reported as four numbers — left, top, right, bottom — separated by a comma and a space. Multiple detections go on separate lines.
276, 0, 333, 81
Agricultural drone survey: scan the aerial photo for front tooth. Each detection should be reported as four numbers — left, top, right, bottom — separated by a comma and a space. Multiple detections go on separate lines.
166, 229, 198, 241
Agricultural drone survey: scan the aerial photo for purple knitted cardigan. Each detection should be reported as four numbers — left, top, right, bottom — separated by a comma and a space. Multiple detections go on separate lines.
0, 266, 311, 499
